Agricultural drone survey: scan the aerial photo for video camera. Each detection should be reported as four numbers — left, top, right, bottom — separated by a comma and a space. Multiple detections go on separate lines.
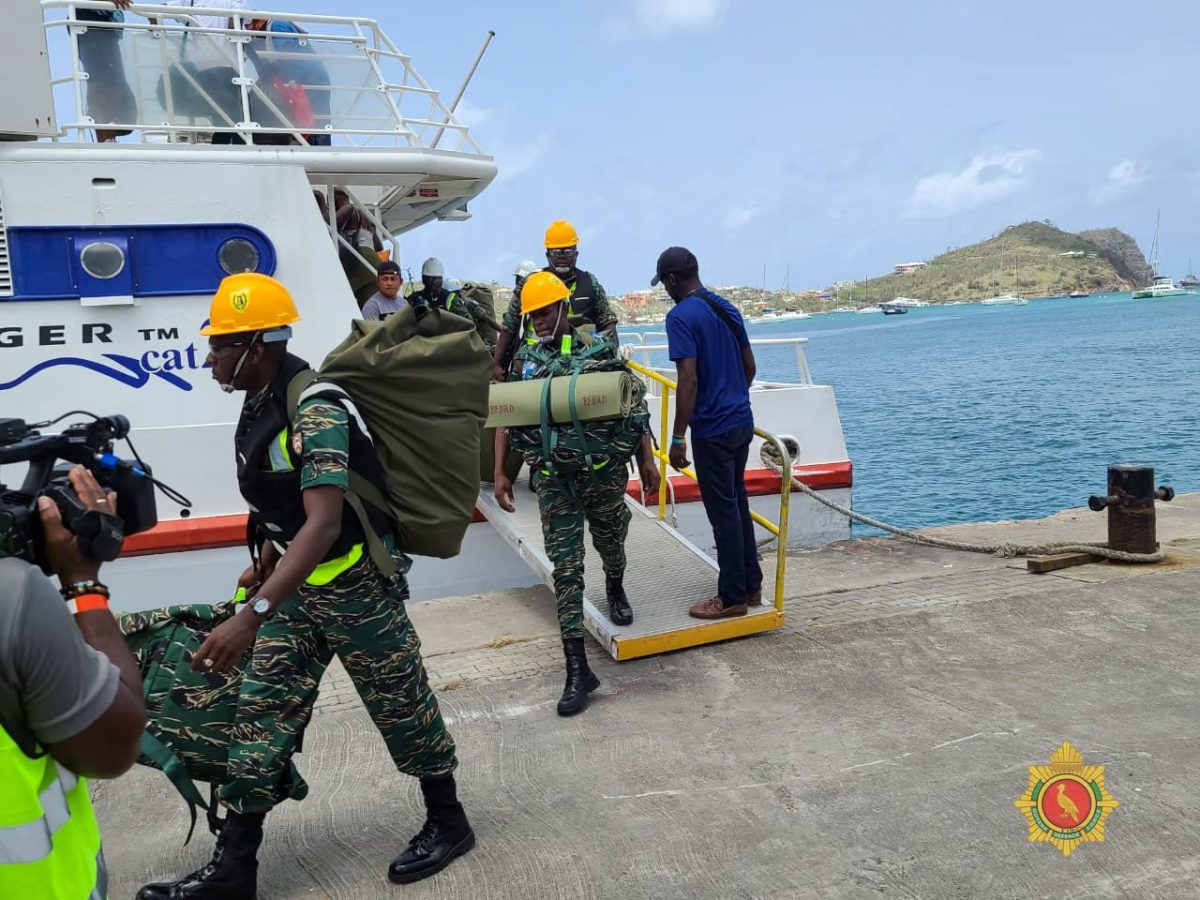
0, 412, 169, 572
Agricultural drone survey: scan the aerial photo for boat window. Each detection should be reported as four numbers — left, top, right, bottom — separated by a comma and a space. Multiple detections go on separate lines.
219, 238, 260, 275
79, 241, 125, 280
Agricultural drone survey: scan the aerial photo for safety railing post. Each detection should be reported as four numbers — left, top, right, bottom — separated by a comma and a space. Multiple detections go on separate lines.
774, 439, 792, 612
657, 388, 669, 521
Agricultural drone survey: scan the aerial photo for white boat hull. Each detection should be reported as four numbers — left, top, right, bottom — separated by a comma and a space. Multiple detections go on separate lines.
3, 152, 850, 612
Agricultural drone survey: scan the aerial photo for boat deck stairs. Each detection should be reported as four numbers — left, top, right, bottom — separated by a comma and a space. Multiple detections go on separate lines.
476, 470, 785, 662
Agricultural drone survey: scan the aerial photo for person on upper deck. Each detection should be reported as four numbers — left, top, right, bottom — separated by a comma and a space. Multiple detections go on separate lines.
656, 246, 763, 621
244, 17, 332, 146
361, 261, 406, 321
155, 0, 245, 143
493, 220, 618, 379
76, 0, 137, 142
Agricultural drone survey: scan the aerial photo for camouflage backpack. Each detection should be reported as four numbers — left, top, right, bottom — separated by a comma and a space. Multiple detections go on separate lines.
506, 334, 650, 474
120, 601, 307, 838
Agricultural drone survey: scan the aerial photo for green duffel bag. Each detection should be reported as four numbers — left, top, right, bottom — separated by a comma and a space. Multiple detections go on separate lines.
120, 600, 307, 839
292, 306, 491, 561
458, 281, 499, 349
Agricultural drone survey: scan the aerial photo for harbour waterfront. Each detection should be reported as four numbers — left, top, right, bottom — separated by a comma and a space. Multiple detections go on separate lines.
625, 292, 1199, 534
96, 496, 1200, 898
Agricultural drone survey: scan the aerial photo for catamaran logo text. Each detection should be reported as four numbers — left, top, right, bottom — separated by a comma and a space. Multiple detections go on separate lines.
0, 323, 209, 392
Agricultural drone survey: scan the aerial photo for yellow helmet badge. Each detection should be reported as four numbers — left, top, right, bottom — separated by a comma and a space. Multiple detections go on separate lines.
231, 288, 250, 312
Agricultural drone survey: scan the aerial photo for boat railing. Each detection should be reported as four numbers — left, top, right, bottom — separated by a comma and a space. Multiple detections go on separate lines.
41, 1, 485, 153
622, 335, 815, 394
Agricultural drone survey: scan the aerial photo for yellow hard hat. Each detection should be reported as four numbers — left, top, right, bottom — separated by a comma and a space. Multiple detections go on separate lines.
200, 273, 300, 336
520, 271, 570, 315
544, 219, 580, 249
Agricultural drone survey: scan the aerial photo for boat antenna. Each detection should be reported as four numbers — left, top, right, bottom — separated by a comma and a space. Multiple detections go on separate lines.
431, 30, 496, 149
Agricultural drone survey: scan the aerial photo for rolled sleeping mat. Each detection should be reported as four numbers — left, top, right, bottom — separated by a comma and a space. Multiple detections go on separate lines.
487, 371, 633, 428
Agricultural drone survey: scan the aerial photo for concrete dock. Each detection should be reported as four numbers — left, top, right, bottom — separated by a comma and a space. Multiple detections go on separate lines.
96, 496, 1200, 898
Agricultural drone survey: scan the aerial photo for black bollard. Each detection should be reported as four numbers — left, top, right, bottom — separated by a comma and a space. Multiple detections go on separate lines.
1087, 464, 1174, 555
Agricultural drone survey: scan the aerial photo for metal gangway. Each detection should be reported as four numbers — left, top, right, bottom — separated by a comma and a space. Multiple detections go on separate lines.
477, 364, 793, 662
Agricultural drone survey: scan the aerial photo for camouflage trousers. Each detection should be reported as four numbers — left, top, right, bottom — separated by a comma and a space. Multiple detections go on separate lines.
220, 556, 457, 814
534, 459, 631, 640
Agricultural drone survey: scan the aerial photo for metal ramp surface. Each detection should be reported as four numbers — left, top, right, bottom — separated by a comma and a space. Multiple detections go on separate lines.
477, 473, 784, 661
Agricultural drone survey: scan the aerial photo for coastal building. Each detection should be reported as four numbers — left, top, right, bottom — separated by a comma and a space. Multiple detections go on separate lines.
893, 261, 928, 275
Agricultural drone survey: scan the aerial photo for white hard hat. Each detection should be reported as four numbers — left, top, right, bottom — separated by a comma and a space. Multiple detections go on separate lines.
447, 278, 463, 291
421, 257, 445, 278
514, 259, 539, 279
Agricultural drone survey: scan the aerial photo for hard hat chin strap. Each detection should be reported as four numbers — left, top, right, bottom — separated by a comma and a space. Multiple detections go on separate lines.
535, 304, 566, 345
220, 332, 264, 394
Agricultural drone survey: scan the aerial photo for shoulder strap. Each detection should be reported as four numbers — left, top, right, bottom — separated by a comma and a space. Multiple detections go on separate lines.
286, 370, 397, 578
697, 291, 743, 344
285, 369, 320, 420
140, 730, 210, 842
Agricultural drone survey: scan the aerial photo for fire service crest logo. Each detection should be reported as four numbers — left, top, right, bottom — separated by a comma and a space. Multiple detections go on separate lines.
1014, 741, 1119, 857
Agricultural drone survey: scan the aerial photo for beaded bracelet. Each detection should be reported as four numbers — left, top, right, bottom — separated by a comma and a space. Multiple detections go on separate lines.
61, 580, 110, 600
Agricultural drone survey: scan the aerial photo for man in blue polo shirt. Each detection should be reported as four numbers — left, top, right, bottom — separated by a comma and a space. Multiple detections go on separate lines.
656, 247, 762, 619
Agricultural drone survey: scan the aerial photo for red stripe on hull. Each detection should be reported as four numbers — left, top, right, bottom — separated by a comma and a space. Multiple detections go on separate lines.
626, 461, 852, 503
121, 461, 852, 556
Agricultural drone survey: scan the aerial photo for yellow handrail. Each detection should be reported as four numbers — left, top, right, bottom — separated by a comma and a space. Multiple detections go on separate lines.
626, 359, 791, 613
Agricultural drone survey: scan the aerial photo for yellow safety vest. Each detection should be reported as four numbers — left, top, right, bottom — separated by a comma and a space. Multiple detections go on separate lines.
267, 428, 364, 585
0, 724, 107, 899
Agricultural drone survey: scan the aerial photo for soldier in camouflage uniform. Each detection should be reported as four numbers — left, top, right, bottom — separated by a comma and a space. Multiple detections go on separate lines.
492, 219, 618, 381
494, 271, 658, 716
136, 273, 473, 900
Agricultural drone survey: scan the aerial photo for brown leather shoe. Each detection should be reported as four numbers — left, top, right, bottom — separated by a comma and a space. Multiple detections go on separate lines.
689, 596, 748, 619
746, 590, 763, 606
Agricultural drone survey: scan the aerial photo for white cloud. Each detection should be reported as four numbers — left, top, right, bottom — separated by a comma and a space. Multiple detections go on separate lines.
1089, 158, 1149, 203
493, 132, 551, 183
451, 98, 493, 130
724, 204, 758, 228
906, 149, 1040, 219
608, 0, 729, 37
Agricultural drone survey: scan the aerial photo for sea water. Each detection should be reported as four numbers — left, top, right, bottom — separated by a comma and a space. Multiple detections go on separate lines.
624, 293, 1200, 534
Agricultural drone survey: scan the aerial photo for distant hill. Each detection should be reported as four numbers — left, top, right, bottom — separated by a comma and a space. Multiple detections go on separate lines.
846, 221, 1151, 303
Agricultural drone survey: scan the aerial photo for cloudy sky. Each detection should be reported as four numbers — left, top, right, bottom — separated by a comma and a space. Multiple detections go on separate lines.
283, 0, 1198, 293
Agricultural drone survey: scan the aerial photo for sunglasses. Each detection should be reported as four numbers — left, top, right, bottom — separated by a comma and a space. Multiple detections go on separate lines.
207, 340, 252, 359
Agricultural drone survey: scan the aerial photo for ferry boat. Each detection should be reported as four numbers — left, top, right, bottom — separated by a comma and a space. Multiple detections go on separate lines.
5, 2, 851, 609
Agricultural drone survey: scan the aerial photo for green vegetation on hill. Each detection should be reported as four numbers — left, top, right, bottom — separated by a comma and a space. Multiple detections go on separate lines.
845, 221, 1149, 303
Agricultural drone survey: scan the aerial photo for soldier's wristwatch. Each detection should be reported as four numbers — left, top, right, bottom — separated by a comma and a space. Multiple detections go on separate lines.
249, 597, 273, 619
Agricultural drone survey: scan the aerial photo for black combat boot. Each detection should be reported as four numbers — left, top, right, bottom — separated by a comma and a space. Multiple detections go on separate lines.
606, 574, 633, 626
136, 810, 265, 900
557, 637, 600, 716
388, 773, 475, 884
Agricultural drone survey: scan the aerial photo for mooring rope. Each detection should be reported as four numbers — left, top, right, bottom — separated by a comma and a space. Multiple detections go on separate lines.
764, 459, 1166, 564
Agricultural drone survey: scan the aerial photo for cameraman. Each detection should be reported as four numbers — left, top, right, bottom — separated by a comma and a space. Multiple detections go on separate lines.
0, 466, 146, 899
